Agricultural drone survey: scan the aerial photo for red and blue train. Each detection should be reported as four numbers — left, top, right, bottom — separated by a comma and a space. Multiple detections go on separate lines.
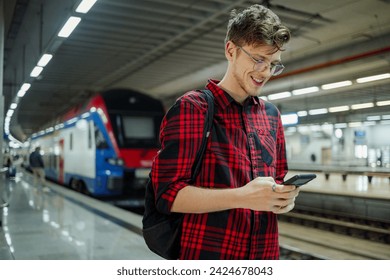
28, 89, 165, 199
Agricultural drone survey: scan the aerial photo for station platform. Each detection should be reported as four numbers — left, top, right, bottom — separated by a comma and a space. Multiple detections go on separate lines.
286, 170, 390, 223
285, 170, 390, 200
0, 170, 161, 260
1, 168, 389, 260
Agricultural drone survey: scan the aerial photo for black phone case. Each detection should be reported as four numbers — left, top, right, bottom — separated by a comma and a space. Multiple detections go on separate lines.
282, 174, 316, 186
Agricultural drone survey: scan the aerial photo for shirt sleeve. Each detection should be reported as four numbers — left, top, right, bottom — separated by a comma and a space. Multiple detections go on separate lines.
151, 93, 207, 214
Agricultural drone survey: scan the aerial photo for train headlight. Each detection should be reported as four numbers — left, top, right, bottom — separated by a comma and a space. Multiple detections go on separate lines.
106, 158, 124, 166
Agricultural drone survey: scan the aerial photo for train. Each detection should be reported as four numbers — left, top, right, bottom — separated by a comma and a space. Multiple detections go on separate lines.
27, 88, 165, 199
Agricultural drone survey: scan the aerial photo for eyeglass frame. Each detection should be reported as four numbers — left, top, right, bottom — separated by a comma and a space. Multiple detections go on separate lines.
236, 46, 285, 76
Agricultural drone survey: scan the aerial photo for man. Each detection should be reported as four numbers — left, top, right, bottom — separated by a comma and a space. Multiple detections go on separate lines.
29, 146, 47, 189
151, 4, 299, 259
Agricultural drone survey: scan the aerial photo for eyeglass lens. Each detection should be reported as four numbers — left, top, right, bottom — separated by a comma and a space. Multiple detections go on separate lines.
254, 61, 284, 76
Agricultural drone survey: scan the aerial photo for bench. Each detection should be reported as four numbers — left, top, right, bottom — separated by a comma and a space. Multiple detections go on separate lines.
364, 172, 390, 184
282, 212, 390, 236
321, 168, 390, 184
323, 170, 348, 181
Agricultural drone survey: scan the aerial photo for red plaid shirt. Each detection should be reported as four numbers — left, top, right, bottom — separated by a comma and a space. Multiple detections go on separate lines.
151, 80, 288, 259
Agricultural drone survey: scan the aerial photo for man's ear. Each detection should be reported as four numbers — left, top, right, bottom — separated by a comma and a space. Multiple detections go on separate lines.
225, 41, 236, 61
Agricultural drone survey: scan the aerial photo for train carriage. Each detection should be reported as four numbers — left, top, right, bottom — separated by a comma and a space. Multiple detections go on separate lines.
29, 89, 165, 199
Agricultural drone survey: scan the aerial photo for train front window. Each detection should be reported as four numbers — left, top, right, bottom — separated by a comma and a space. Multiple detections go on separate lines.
110, 114, 160, 148
123, 116, 154, 139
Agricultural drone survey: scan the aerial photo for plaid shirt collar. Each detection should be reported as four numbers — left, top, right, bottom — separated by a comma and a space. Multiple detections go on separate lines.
206, 79, 262, 110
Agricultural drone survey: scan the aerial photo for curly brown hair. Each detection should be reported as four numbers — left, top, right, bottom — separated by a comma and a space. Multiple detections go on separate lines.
225, 4, 290, 52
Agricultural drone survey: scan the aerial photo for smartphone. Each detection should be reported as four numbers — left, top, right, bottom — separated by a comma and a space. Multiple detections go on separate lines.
282, 174, 316, 187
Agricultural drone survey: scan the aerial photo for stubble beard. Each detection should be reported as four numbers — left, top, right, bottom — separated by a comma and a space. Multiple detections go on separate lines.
232, 68, 264, 99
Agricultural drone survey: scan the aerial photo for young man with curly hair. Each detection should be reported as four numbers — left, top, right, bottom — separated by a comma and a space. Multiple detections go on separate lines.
151, 4, 299, 259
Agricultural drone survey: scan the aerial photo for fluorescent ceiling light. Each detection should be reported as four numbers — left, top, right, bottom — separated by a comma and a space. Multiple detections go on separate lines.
321, 80, 352, 90
356, 73, 390, 83
268, 91, 291, 100
281, 113, 298, 125
309, 125, 321, 132
17, 90, 26, 97
292, 86, 319, 95
308, 108, 328, 115
37, 54, 53, 67
297, 111, 307, 117
382, 115, 390, 120
334, 123, 347, 128
321, 124, 333, 130
76, 0, 98, 14
30, 66, 43, 77
6, 109, 14, 117
363, 121, 376, 126
377, 100, 390, 106
351, 102, 374, 110
21, 83, 31, 91
366, 115, 381, 121
348, 122, 362, 128
328, 105, 349, 113
58, 16, 81, 38
10, 103, 17, 109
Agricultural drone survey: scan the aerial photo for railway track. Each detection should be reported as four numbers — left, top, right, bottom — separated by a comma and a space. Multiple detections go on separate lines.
125, 200, 390, 259
278, 209, 390, 259
279, 209, 390, 244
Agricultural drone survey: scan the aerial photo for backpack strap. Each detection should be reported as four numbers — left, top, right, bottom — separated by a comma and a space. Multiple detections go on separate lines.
191, 89, 214, 180
142, 89, 215, 259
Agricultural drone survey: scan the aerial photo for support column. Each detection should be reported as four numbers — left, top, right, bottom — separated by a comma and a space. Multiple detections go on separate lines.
0, 0, 5, 165
0, 0, 4, 228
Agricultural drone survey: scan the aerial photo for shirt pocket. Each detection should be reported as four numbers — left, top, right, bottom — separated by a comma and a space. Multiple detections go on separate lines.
255, 129, 276, 167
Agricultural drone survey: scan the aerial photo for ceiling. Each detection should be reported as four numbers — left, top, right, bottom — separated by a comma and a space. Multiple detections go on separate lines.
2, 0, 390, 142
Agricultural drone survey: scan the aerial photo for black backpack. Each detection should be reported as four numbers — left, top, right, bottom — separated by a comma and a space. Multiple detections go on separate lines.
142, 89, 215, 259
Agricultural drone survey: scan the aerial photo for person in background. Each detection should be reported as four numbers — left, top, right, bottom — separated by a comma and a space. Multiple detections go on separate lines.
3, 150, 15, 178
150, 4, 299, 259
3, 150, 12, 168
29, 147, 48, 191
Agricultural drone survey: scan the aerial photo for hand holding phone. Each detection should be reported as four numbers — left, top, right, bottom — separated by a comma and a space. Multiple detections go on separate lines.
282, 174, 316, 187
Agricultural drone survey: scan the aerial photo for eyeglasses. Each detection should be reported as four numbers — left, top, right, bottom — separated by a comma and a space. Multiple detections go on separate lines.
237, 46, 285, 76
